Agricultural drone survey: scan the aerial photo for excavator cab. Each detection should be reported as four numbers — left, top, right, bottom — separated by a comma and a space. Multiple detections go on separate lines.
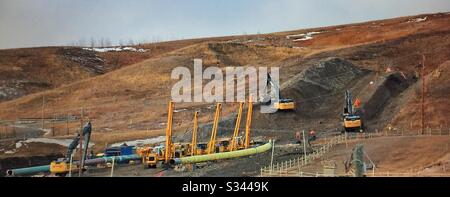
218, 140, 230, 152
264, 73, 295, 111
196, 143, 208, 155
274, 98, 295, 110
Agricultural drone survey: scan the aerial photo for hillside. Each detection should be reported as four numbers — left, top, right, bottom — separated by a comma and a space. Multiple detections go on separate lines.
0, 12, 449, 153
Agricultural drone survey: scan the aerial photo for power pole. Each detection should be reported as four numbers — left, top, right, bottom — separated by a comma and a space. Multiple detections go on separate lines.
41, 95, 45, 130
421, 55, 426, 135
78, 108, 84, 177
302, 130, 307, 163
66, 113, 69, 135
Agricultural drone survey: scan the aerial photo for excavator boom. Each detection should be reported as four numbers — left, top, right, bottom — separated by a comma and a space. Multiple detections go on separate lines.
230, 102, 244, 151
191, 112, 199, 156
207, 103, 221, 154
164, 101, 174, 163
244, 97, 253, 149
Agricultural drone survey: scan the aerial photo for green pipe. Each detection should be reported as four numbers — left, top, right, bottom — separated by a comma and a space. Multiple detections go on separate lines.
7, 154, 142, 176
6, 165, 51, 176
171, 140, 272, 165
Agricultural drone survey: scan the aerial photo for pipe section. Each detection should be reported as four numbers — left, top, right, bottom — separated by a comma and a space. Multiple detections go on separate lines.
7, 154, 142, 176
171, 140, 272, 165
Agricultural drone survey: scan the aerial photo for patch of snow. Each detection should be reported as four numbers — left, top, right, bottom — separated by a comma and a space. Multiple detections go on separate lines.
407, 16, 427, 23
293, 35, 313, 42
17, 138, 95, 148
15, 142, 22, 149
5, 150, 16, 154
110, 136, 166, 147
173, 108, 187, 113
83, 47, 147, 53
287, 31, 321, 42
42, 128, 52, 136
286, 33, 305, 39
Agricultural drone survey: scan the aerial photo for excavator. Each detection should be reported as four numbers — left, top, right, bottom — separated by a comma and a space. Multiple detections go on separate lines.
264, 73, 295, 111
50, 121, 92, 175
342, 90, 363, 133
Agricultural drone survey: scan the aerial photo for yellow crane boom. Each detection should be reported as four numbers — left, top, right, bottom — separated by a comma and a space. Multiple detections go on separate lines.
207, 103, 221, 154
230, 102, 244, 151
191, 111, 199, 156
244, 97, 253, 149
164, 101, 174, 163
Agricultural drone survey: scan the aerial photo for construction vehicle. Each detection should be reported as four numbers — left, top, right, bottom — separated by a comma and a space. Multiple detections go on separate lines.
263, 73, 295, 111
140, 101, 194, 167
342, 90, 363, 133
50, 122, 92, 175
195, 143, 208, 155
137, 101, 175, 167
172, 143, 191, 158
229, 102, 244, 151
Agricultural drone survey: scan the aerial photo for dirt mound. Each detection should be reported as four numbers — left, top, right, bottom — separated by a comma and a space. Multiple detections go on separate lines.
361, 72, 414, 130
391, 61, 450, 130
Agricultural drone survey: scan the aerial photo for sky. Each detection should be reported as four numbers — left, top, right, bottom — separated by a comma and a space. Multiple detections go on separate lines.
0, 0, 449, 49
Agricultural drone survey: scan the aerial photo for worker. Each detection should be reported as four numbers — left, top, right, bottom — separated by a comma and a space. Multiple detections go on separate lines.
295, 131, 301, 144
354, 98, 361, 108
308, 130, 316, 146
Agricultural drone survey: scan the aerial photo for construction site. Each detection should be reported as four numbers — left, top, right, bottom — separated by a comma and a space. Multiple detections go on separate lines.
0, 11, 449, 177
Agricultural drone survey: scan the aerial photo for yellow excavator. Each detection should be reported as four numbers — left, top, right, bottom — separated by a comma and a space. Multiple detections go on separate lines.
265, 73, 295, 111
50, 122, 92, 175
342, 90, 363, 133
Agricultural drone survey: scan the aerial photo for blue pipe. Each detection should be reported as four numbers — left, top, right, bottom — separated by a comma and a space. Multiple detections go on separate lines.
7, 154, 142, 176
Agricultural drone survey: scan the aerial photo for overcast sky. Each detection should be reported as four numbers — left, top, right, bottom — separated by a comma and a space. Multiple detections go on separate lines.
0, 0, 449, 49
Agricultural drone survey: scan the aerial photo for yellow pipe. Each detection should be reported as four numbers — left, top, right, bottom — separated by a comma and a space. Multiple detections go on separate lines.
230, 102, 244, 151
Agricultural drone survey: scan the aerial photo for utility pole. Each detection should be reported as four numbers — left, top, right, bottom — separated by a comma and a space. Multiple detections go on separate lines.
302, 130, 307, 163
78, 108, 84, 177
66, 113, 69, 135
41, 95, 45, 130
421, 55, 426, 135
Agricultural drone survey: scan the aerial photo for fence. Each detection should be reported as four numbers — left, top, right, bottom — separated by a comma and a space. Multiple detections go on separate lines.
279, 171, 450, 177
260, 134, 347, 176
260, 129, 450, 177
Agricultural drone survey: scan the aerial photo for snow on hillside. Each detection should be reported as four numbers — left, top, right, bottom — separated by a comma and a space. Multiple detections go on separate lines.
83, 47, 147, 53
286, 31, 321, 42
